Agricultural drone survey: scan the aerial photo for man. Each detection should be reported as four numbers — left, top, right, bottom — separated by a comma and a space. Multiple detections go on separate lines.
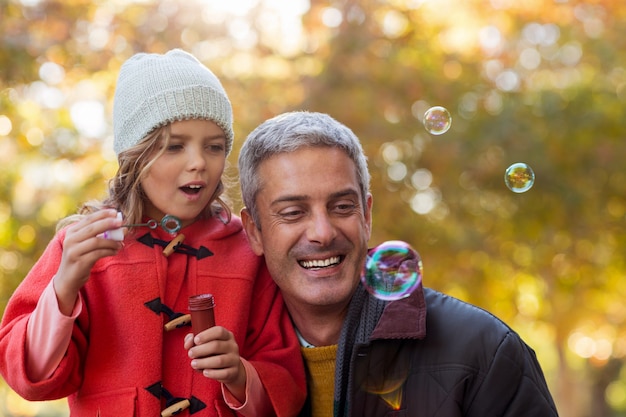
238, 111, 559, 416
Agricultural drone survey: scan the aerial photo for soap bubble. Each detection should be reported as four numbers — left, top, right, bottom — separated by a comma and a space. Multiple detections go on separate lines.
361, 240, 423, 301
504, 162, 535, 193
423, 106, 452, 135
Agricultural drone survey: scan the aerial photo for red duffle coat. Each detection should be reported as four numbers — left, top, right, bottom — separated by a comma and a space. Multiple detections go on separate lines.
0, 215, 306, 416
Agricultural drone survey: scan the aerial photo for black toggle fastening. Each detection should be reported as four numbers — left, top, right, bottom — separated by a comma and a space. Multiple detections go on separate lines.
137, 233, 213, 260
145, 382, 207, 416
144, 298, 191, 331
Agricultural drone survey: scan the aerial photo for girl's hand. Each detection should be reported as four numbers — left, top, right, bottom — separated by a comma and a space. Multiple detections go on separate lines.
185, 327, 247, 402
54, 209, 123, 315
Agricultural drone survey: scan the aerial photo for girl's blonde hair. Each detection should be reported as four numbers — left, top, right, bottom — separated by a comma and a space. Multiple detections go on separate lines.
58, 124, 232, 232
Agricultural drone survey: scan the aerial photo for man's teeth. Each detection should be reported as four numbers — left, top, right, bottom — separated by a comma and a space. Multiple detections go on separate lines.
300, 256, 341, 268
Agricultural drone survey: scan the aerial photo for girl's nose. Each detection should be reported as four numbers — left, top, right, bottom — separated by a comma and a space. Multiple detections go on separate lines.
187, 148, 207, 171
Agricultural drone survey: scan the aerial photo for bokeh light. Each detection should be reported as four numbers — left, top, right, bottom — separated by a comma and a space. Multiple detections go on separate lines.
0, 115, 12, 136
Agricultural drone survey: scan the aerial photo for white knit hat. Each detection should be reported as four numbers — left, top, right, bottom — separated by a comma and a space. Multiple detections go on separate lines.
113, 49, 234, 156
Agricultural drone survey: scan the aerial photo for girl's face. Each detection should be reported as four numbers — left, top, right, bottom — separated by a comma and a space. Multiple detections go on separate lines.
141, 119, 226, 228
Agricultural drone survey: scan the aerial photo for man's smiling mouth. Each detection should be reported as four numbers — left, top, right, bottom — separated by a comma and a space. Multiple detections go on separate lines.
299, 256, 342, 269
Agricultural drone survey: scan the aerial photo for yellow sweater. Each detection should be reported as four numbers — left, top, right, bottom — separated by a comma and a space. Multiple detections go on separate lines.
300, 345, 337, 417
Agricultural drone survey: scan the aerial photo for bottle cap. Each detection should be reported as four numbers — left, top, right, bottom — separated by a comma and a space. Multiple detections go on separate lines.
188, 293, 215, 311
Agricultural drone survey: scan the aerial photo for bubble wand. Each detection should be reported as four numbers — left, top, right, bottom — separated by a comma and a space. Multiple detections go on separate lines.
99, 213, 182, 241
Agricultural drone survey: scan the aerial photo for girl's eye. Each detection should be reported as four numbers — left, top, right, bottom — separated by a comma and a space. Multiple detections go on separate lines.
167, 144, 183, 151
208, 144, 225, 153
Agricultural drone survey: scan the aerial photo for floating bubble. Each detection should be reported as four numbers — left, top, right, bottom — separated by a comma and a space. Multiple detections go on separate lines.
361, 240, 423, 301
504, 162, 535, 193
423, 106, 452, 135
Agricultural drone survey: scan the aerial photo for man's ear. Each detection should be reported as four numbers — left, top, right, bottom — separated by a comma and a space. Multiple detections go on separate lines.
364, 193, 373, 240
241, 208, 264, 256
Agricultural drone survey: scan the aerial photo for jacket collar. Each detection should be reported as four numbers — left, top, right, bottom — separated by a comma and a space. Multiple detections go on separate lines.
369, 281, 427, 340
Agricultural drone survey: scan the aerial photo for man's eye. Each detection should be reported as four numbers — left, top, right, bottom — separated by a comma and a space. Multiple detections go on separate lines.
334, 203, 358, 213
280, 209, 304, 219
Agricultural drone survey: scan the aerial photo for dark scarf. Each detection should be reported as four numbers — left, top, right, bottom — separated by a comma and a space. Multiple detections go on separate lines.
333, 284, 387, 417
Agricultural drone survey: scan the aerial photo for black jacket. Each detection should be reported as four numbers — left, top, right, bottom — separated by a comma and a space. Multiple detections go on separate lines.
299, 283, 559, 416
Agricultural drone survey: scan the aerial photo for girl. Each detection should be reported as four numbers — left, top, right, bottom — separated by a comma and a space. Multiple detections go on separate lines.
0, 49, 305, 417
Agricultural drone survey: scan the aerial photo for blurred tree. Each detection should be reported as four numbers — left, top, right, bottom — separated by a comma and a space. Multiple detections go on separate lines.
1, 0, 626, 416
295, 0, 626, 415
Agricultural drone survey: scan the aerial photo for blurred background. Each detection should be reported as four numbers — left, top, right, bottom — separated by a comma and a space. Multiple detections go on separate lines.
1, 0, 625, 415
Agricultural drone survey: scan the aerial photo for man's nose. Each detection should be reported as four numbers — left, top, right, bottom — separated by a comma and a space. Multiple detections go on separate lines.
306, 211, 337, 245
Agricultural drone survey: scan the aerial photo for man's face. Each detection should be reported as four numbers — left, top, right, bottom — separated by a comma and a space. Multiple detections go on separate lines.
243, 146, 372, 313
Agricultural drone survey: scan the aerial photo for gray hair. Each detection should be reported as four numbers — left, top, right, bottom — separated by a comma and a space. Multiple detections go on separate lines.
238, 111, 370, 226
